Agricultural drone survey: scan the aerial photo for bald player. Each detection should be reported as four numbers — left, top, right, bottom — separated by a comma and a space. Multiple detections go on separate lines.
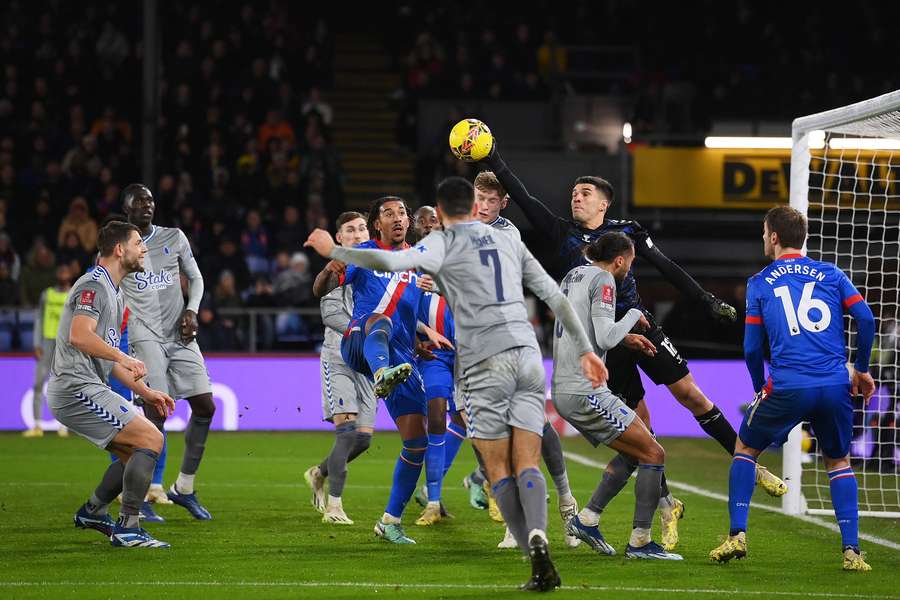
120, 183, 215, 520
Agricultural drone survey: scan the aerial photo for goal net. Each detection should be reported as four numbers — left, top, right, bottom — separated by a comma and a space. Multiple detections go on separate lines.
784, 90, 900, 518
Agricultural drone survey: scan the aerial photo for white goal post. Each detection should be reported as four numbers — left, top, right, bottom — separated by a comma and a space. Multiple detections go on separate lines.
784, 90, 900, 518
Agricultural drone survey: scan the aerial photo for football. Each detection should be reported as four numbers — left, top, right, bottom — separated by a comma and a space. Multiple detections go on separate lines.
449, 118, 494, 162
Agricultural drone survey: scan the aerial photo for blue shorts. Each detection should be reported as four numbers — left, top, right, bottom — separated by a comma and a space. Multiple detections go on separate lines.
739, 383, 852, 459
419, 352, 457, 412
341, 319, 426, 421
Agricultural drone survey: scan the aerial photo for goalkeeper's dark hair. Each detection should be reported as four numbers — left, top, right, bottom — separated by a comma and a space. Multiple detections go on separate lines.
120, 183, 152, 210
764, 206, 807, 249
97, 220, 141, 257
336, 211, 366, 231
367, 196, 410, 240
436, 176, 475, 217
584, 232, 634, 263
574, 175, 614, 206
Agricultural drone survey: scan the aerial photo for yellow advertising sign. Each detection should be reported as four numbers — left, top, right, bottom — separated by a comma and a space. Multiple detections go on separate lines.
633, 147, 790, 209
633, 147, 900, 209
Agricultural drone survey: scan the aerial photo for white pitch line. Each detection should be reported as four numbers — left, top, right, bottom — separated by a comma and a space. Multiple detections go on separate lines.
0, 581, 893, 599
563, 451, 900, 551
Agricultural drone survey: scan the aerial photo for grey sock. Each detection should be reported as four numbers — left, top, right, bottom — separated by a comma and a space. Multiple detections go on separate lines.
121, 448, 159, 520
492, 477, 529, 554
516, 467, 548, 534
587, 452, 637, 514
181, 415, 212, 475
32, 386, 42, 422
633, 464, 663, 530
87, 460, 125, 514
541, 422, 571, 498
326, 421, 358, 497
348, 431, 372, 463
470, 467, 486, 486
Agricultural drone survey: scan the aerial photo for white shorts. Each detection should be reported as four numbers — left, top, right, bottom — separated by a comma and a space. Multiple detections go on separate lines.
321, 358, 377, 428
48, 383, 138, 449
460, 346, 546, 440
552, 389, 636, 447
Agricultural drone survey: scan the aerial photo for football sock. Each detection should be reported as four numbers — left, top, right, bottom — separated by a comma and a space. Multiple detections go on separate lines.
541, 421, 573, 501
325, 431, 371, 477
516, 467, 548, 535
385, 436, 426, 518
695, 405, 738, 455
363, 319, 391, 375
152, 432, 167, 486
425, 433, 446, 502
326, 421, 358, 498
122, 448, 159, 522
634, 463, 664, 530
442, 422, 466, 478
87, 460, 125, 515
828, 467, 860, 550
577, 506, 600, 526
492, 476, 528, 553
587, 452, 634, 514
175, 473, 195, 495
181, 415, 212, 476
728, 453, 757, 535
470, 467, 486, 486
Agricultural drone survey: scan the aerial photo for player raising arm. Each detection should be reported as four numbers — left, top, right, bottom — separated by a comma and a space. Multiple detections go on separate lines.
307, 177, 607, 591
49, 221, 175, 548
709, 206, 875, 571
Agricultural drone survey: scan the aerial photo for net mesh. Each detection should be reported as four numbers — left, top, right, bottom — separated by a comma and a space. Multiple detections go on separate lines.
801, 117, 900, 516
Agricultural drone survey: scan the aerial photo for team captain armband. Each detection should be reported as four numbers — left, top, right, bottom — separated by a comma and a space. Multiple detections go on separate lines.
843, 293, 863, 309
745, 315, 762, 325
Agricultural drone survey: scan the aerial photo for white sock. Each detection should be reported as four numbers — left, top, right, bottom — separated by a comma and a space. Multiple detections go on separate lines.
658, 493, 675, 511
327, 495, 342, 508
629, 527, 652, 547
528, 528, 548, 544
382, 512, 400, 524
427, 500, 440, 509
175, 472, 195, 495
559, 493, 576, 507
149, 483, 165, 492
578, 507, 600, 526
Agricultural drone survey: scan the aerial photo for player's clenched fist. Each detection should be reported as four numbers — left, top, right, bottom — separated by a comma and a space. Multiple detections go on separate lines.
304, 228, 336, 258
580, 352, 608, 388
119, 354, 147, 381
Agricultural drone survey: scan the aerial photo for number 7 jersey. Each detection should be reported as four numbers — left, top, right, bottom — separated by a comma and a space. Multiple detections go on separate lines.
745, 253, 864, 390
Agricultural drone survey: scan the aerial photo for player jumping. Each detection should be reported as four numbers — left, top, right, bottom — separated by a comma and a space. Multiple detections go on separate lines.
306, 177, 608, 591
311, 196, 451, 544
121, 184, 215, 520
49, 221, 175, 548
555, 232, 681, 559
709, 206, 875, 571
305, 211, 377, 525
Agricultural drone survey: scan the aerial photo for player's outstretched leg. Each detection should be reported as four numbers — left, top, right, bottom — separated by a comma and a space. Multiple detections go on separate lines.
321, 420, 358, 524
540, 421, 579, 548
167, 393, 214, 520
709, 452, 755, 563
375, 432, 426, 544
362, 317, 412, 398
311, 424, 373, 515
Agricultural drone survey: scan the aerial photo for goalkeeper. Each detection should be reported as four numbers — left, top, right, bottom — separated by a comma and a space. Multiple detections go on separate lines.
474, 143, 787, 548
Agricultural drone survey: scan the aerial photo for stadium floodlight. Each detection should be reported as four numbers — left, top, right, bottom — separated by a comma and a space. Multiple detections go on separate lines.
622, 122, 632, 143
785, 89, 900, 519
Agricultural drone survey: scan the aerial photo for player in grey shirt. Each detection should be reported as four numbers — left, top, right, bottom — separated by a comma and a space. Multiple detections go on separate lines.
306, 177, 608, 592
48, 221, 175, 548
304, 211, 377, 525
553, 232, 682, 560
121, 184, 215, 520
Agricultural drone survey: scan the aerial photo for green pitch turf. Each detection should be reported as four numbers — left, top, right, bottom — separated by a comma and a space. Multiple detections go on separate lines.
1, 432, 898, 599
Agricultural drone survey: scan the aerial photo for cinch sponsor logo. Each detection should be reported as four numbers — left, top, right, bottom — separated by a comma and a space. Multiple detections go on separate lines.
134, 269, 174, 291
373, 270, 419, 283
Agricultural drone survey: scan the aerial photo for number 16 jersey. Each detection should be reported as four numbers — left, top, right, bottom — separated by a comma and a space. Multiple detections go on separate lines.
745, 253, 864, 390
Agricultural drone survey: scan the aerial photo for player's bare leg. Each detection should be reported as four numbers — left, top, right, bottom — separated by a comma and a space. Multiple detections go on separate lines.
668, 374, 786, 497
166, 392, 215, 520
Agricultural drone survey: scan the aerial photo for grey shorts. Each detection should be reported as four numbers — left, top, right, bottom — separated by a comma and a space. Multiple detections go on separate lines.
552, 388, 636, 447
460, 346, 546, 440
48, 384, 138, 449
321, 358, 377, 428
130, 339, 212, 400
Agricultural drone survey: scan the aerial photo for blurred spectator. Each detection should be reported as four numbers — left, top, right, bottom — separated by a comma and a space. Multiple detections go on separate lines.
257, 109, 296, 151
0, 232, 20, 280
57, 230, 91, 272
213, 270, 243, 309
202, 238, 251, 293
273, 251, 312, 306
18, 243, 57, 306
196, 304, 241, 351
0, 261, 18, 305
301, 87, 333, 126
272, 204, 306, 253
57, 197, 98, 252
240, 209, 270, 275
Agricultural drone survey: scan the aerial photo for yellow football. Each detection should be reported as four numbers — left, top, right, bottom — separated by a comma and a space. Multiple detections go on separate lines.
449, 118, 493, 162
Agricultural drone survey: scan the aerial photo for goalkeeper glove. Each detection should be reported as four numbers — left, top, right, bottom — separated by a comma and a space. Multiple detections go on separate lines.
701, 292, 737, 323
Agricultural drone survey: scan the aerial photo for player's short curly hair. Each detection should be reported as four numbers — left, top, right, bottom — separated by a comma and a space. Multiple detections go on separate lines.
584, 232, 633, 263
367, 196, 411, 240
574, 176, 615, 206
764, 206, 807, 249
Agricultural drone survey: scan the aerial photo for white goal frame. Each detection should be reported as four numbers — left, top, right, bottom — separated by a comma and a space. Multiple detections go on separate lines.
784, 89, 900, 518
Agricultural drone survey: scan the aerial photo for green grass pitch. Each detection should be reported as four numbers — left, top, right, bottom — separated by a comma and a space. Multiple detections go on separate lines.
1, 432, 898, 599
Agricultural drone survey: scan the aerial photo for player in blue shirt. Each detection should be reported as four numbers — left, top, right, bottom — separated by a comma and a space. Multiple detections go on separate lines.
410, 206, 467, 526
710, 206, 875, 571
311, 196, 452, 544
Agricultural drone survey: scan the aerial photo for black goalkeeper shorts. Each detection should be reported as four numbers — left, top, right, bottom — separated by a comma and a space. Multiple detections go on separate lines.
606, 323, 690, 409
